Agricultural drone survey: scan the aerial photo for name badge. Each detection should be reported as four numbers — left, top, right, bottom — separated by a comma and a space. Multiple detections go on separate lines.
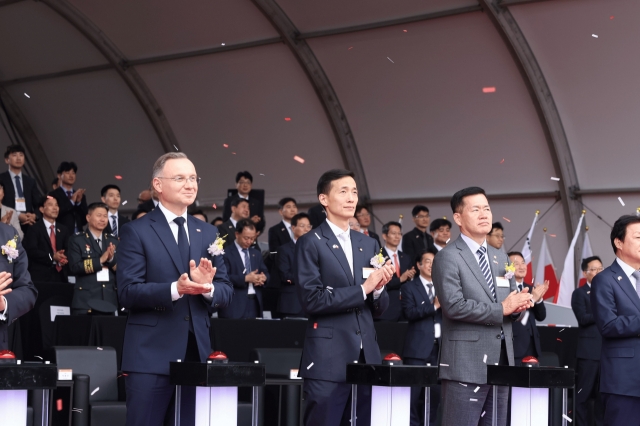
495, 277, 510, 288
96, 267, 110, 282
15, 198, 26, 212
363, 267, 375, 279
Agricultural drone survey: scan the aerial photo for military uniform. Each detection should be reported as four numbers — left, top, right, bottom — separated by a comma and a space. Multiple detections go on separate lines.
67, 230, 119, 314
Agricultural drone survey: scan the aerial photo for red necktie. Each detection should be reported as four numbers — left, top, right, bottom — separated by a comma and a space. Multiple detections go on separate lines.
393, 253, 401, 278
364, 229, 369, 236
50, 225, 62, 272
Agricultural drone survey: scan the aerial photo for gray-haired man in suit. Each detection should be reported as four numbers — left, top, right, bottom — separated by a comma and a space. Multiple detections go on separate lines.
433, 187, 533, 426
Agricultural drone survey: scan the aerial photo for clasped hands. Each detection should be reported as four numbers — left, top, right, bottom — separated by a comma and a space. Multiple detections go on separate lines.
362, 260, 395, 294
0, 272, 13, 311
177, 258, 217, 296
245, 270, 267, 286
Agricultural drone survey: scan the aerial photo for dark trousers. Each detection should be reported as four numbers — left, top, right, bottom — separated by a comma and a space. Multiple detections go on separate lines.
303, 379, 371, 426
576, 358, 603, 426
243, 297, 260, 319
602, 393, 640, 426
405, 341, 441, 426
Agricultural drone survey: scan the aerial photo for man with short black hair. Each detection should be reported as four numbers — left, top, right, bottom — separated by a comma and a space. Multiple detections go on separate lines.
0, 181, 23, 239
487, 222, 505, 251
101, 184, 129, 238
402, 205, 435, 261
269, 197, 298, 252
430, 218, 452, 251
0, 144, 42, 232
355, 205, 381, 246
572, 255, 604, 426
210, 217, 223, 227
379, 221, 414, 321
277, 213, 311, 317
48, 161, 88, 233
222, 171, 265, 233
190, 210, 208, 223
219, 198, 250, 247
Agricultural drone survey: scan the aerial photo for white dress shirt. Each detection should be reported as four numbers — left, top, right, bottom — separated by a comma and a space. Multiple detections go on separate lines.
434, 243, 444, 252
235, 240, 256, 295
283, 220, 293, 240
460, 233, 490, 269
385, 246, 399, 268
8, 170, 24, 212
515, 280, 530, 326
230, 217, 238, 228
617, 257, 638, 291
418, 275, 441, 338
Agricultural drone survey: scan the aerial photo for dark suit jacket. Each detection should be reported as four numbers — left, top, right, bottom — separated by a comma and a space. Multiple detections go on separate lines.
402, 227, 435, 262
295, 221, 389, 382
137, 199, 157, 216
105, 213, 130, 238
0, 223, 37, 350
512, 283, 546, 359
0, 171, 42, 213
218, 220, 237, 247
117, 207, 233, 375
23, 219, 70, 283
268, 220, 292, 252
401, 276, 441, 359
363, 229, 381, 247
218, 244, 269, 319
378, 248, 412, 321
307, 204, 326, 229
222, 192, 265, 233
571, 283, 601, 360
48, 187, 88, 232
67, 231, 119, 312
277, 241, 303, 315
591, 260, 640, 397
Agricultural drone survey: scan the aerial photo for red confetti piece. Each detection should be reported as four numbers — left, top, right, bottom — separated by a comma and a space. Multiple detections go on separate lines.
502, 217, 511, 223
47, 195, 53, 199
223, 144, 228, 148
114, 175, 123, 180
556, 338, 562, 342
231, 152, 236, 155
403, 30, 407, 33
284, 117, 291, 121
57, 399, 63, 411
549, 234, 557, 237
212, 204, 217, 209
482, 87, 496, 93
610, 15, 614, 20
500, 158, 505, 164
348, 46, 354, 50
293, 155, 305, 164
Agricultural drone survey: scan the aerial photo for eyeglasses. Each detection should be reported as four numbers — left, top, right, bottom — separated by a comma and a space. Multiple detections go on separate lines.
587, 268, 604, 273
294, 224, 312, 230
415, 215, 430, 220
157, 176, 201, 184
489, 234, 505, 240
386, 232, 402, 237
356, 213, 370, 218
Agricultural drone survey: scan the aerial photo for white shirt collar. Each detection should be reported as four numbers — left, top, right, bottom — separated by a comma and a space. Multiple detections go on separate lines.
43, 218, 55, 230
8, 169, 22, 179
326, 218, 350, 238
419, 275, 432, 286
110, 212, 118, 218
434, 243, 444, 251
282, 219, 291, 229
385, 246, 398, 258
157, 202, 187, 225
586, 282, 591, 288
230, 217, 238, 227
460, 233, 487, 255
616, 257, 637, 279
238, 194, 249, 200
235, 240, 246, 253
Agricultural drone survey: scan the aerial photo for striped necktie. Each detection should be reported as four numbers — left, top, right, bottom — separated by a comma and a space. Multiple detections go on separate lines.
477, 246, 497, 302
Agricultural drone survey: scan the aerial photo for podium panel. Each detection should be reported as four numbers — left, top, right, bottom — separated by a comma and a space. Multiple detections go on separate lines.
0, 389, 27, 426
0, 363, 58, 426
511, 387, 549, 426
195, 386, 238, 426
371, 386, 410, 426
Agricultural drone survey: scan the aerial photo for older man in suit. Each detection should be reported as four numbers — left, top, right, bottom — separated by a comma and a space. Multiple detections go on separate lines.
296, 169, 395, 426
117, 153, 233, 426
591, 215, 640, 424
432, 187, 533, 426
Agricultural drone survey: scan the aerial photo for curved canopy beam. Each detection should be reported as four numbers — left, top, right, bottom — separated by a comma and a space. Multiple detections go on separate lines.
41, 0, 179, 154
251, 0, 370, 201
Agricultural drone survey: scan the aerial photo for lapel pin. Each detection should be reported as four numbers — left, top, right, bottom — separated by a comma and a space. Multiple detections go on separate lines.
493, 255, 497, 259
492, 260, 498, 264
618, 276, 622, 281
332, 244, 339, 249
56, 229, 60, 232
196, 229, 201, 232
587, 291, 590, 294
416, 235, 419, 238
359, 248, 363, 252
281, 228, 285, 231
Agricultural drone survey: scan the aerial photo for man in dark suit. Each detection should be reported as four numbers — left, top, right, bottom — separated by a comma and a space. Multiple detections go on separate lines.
219, 219, 269, 319
0, 222, 37, 350
355, 205, 381, 246
307, 203, 326, 229
101, 184, 129, 238
48, 161, 87, 233
222, 171, 265, 233
295, 169, 395, 426
219, 198, 250, 247
23, 196, 70, 283
0, 145, 42, 233
430, 218, 452, 251
67, 203, 119, 314
117, 153, 233, 426
572, 256, 604, 426
277, 212, 311, 317
379, 221, 415, 321
402, 247, 442, 425
590, 214, 640, 425
268, 197, 298, 252
508, 251, 548, 364
402, 205, 436, 261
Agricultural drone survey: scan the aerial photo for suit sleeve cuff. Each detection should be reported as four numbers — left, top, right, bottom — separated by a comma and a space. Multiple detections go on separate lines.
373, 287, 384, 300
171, 282, 182, 301
0, 296, 7, 321
535, 299, 543, 304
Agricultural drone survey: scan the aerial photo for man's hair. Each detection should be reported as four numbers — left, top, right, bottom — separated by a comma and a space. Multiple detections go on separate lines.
450, 187, 486, 214
132, 209, 146, 220
581, 256, 602, 272
38, 195, 57, 209
51, 177, 59, 186
291, 212, 311, 227
415, 248, 438, 269
610, 215, 640, 254
317, 169, 355, 197
411, 205, 429, 217
507, 251, 524, 261
210, 216, 223, 224
489, 222, 504, 234
87, 202, 109, 215
57, 161, 78, 174
235, 218, 256, 233
190, 209, 208, 222
235, 171, 253, 183
231, 198, 249, 208
430, 218, 452, 233
151, 152, 188, 180
4, 144, 25, 159
278, 197, 297, 209
355, 205, 369, 215
101, 184, 121, 197
382, 221, 402, 235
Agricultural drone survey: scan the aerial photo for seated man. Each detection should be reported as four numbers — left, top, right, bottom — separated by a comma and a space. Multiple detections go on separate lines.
277, 213, 311, 317
378, 221, 415, 321
402, 205, 435, 261
268, 197, 298, 252
430, 218, 452, 251
222, 171, 265, 233
23, 196, 70, 283
486, 222, 504, 251
355, 205, 381, 246
67, 203, 118, 314
219, 198, 250, 247
219, 219, 269, 319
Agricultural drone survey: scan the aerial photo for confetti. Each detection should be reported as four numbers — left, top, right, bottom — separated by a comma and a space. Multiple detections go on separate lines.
259, 173, 265, 176
502, 217, 511, 223
556, 338, 562, 342
482, 87, 496, 93
387, 57, 394, 63
122, 200, 127, 205
551, 177, 560, 181
483, 354, 487, 363
578, 388, 582, 393
610, 16, 614, 20
97, 347, 103, 350
231, 152, 236, 155
500, 158, 505, 164
294, 155, 305, 164
315, 232, 321, 240
35, 356, 43, 359
348, 46, 353, 50
470, 398, 478, 402
474, 386, 480, 393
72, 408, 83, 413
439, 363, 449, 367
284, 117, 291, 121
223, 144, 228, 148
221, 43, 225, 46
114, 175, 122, 180
91, 387, 100, 395
549, 234, 557, 237
212, 203, 217, 209
403, 30, 407, 33
173, 145, 179, 151
562, 414, 572, 423
592, 34, 598, 38
24, 93, 30, 98
57, 399, 63, 411
481, 411, 486, 418
307, 362, 314, 370
459, 383, 467, 387
559, 328, 565, 333
618, 197, 625, 206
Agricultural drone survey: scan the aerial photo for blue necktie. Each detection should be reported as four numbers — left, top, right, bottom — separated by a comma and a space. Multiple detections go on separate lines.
477, 246, 497, 302
14, 176, 24, 198
173, 217, 190, 273
111, 216, 118, 238
243, 248, 251, 274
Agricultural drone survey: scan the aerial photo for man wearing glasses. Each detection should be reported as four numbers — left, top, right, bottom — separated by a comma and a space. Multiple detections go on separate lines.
571, 256, 604, 426
355, 205, 381, 246
402, 205, 435, 261
486, 222, 505, 251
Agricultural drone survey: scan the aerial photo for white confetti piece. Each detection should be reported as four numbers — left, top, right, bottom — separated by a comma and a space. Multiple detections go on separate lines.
618, 197, 625, 206
72, 408, 83, 413
387, 57, 394, 63
563, 414, 572, 422
221, 43, 225, 46
559, 328, 565, 333
439, 363, 449, 367
122, 200, 128, 205
315, 233, 321, 240
307, 362, 314, 370
483, 354, 487, 363
35, 356, 43, 360
242, 268, 246, 274
24, 93, 30, 98
96, 347, 103, 350
293, 155, 305, 164
259, 173, 265, 176
551, 177, 560, 181
592, 34, 598, 38
459, 383, 467, 387
173, 145, 179, 151
91, 387, 100, 395
481, 411, 486, 417
470, 398, 478, 402
578, 388, 582, 393
474, 386, 480, 393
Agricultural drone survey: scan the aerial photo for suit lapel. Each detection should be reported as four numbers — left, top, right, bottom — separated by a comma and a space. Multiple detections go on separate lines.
487, 246, 501, 285
228, 244, 245, 273
351, 230, 365, 285
187, 215, 202, 265
610, 261, 640, 313
149, 209, 183, 274
415, 277, 430, 301
455, 236, 495, 302
320, 222, 353, 284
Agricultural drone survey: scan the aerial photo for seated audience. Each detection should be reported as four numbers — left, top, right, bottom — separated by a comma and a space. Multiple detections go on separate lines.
486, 222, 504, 250
101, 184, 129, 238
222, 171, 265, 233
0, 145, 42, 234
268, 197, 298, 252
402, 205, 435, 261
378, 221, 415, 321
48, 161, 87, 233
430, 218, 452, 251
356, 205, 381, 246
0, 182, 23, 239
277, 213, 311, 317
23, 196, 70, 283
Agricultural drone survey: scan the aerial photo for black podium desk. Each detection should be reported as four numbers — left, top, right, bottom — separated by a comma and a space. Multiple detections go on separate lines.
0, 363, 58, 426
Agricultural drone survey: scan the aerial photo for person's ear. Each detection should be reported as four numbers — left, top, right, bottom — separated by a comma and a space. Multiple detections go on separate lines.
453, 212, 462, 227
318, 194, 328, 207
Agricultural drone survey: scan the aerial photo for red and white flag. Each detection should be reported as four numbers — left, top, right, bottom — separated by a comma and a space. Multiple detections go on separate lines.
535, 233, 559, 301
521, 211, 539, 284
578, 230, 593, 287
556, 212, 586, 307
